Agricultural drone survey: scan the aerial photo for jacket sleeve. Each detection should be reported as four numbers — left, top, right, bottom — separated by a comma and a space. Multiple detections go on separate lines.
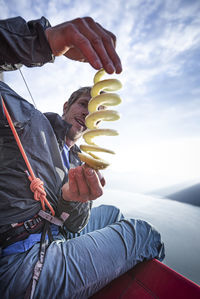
57, 145, 93, 233
58, 198, 92, 233
0, 16, 54, 72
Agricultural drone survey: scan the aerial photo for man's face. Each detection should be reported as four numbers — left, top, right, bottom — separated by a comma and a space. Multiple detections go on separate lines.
63, 94, 90, 143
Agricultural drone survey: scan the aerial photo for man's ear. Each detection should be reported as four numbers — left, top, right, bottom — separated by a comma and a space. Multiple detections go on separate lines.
63, 101, 69, 114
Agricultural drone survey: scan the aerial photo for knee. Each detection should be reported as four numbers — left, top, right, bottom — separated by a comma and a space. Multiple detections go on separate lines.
98, 204, 123, 221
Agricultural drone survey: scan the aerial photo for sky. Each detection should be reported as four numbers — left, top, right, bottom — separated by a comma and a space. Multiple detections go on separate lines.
1, 0, 200, 195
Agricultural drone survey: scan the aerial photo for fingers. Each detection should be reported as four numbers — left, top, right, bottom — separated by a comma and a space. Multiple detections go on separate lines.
67, 167, 89, 202
83, 167, 103, 199
45, 17, 122, 74
68, 168, 79, 195
82, 164, 106, 187
66, 166, 103, 202
84, 17, 122, 74
96, 170, 106, 187
62, 169, 79, 201
67, 24, 104, 70
73, 18, 115, 73
74, 17, 122, 74
74, 166, 90, 201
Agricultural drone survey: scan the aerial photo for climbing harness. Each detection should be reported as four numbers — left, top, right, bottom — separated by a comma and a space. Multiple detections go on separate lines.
0, 214, 44, 248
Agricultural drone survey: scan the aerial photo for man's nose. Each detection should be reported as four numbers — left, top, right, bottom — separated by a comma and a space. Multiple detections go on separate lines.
83, 108, 89, 117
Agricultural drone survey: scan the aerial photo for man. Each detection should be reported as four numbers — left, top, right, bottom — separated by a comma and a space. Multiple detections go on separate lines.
44, 86, 100, 234
0, 16, 164, 298
62, 87, 90, 149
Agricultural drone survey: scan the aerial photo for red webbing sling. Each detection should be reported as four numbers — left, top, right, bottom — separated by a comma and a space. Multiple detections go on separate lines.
1, 96, 55, 216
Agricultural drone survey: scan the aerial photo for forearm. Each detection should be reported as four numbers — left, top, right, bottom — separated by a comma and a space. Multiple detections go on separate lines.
0, 16, 54, 71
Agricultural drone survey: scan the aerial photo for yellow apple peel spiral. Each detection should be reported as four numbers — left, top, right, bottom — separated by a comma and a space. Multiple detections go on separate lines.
78, 69, 122, 170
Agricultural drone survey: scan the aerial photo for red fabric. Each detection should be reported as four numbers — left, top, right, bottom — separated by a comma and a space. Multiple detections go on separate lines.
91, 259, 200, 299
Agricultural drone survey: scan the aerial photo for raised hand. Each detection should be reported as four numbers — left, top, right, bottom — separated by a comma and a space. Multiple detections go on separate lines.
62, 165, 105, 202
45, 17, 122, 74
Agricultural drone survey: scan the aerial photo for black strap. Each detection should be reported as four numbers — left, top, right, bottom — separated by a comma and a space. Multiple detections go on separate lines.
24, 220, 51, 299
0, 210, 69, 249
0, 216, 44, 248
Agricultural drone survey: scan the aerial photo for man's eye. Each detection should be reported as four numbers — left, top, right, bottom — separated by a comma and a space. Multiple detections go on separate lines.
80, 102, 87, 107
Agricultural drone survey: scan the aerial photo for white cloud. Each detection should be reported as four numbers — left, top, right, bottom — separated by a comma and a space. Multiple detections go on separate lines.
163, 0, 200, 20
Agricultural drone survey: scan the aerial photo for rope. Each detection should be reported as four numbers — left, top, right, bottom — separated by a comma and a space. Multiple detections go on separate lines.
19, 68, 37, 108
1, 96, 55, 216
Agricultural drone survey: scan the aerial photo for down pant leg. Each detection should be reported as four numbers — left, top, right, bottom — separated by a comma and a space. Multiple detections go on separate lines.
0, 205, 164, 299
36, 216, 164, 298
64, 204, 124, 239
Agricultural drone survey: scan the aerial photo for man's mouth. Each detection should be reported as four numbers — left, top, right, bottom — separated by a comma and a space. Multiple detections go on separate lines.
75, 118, 86, 129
